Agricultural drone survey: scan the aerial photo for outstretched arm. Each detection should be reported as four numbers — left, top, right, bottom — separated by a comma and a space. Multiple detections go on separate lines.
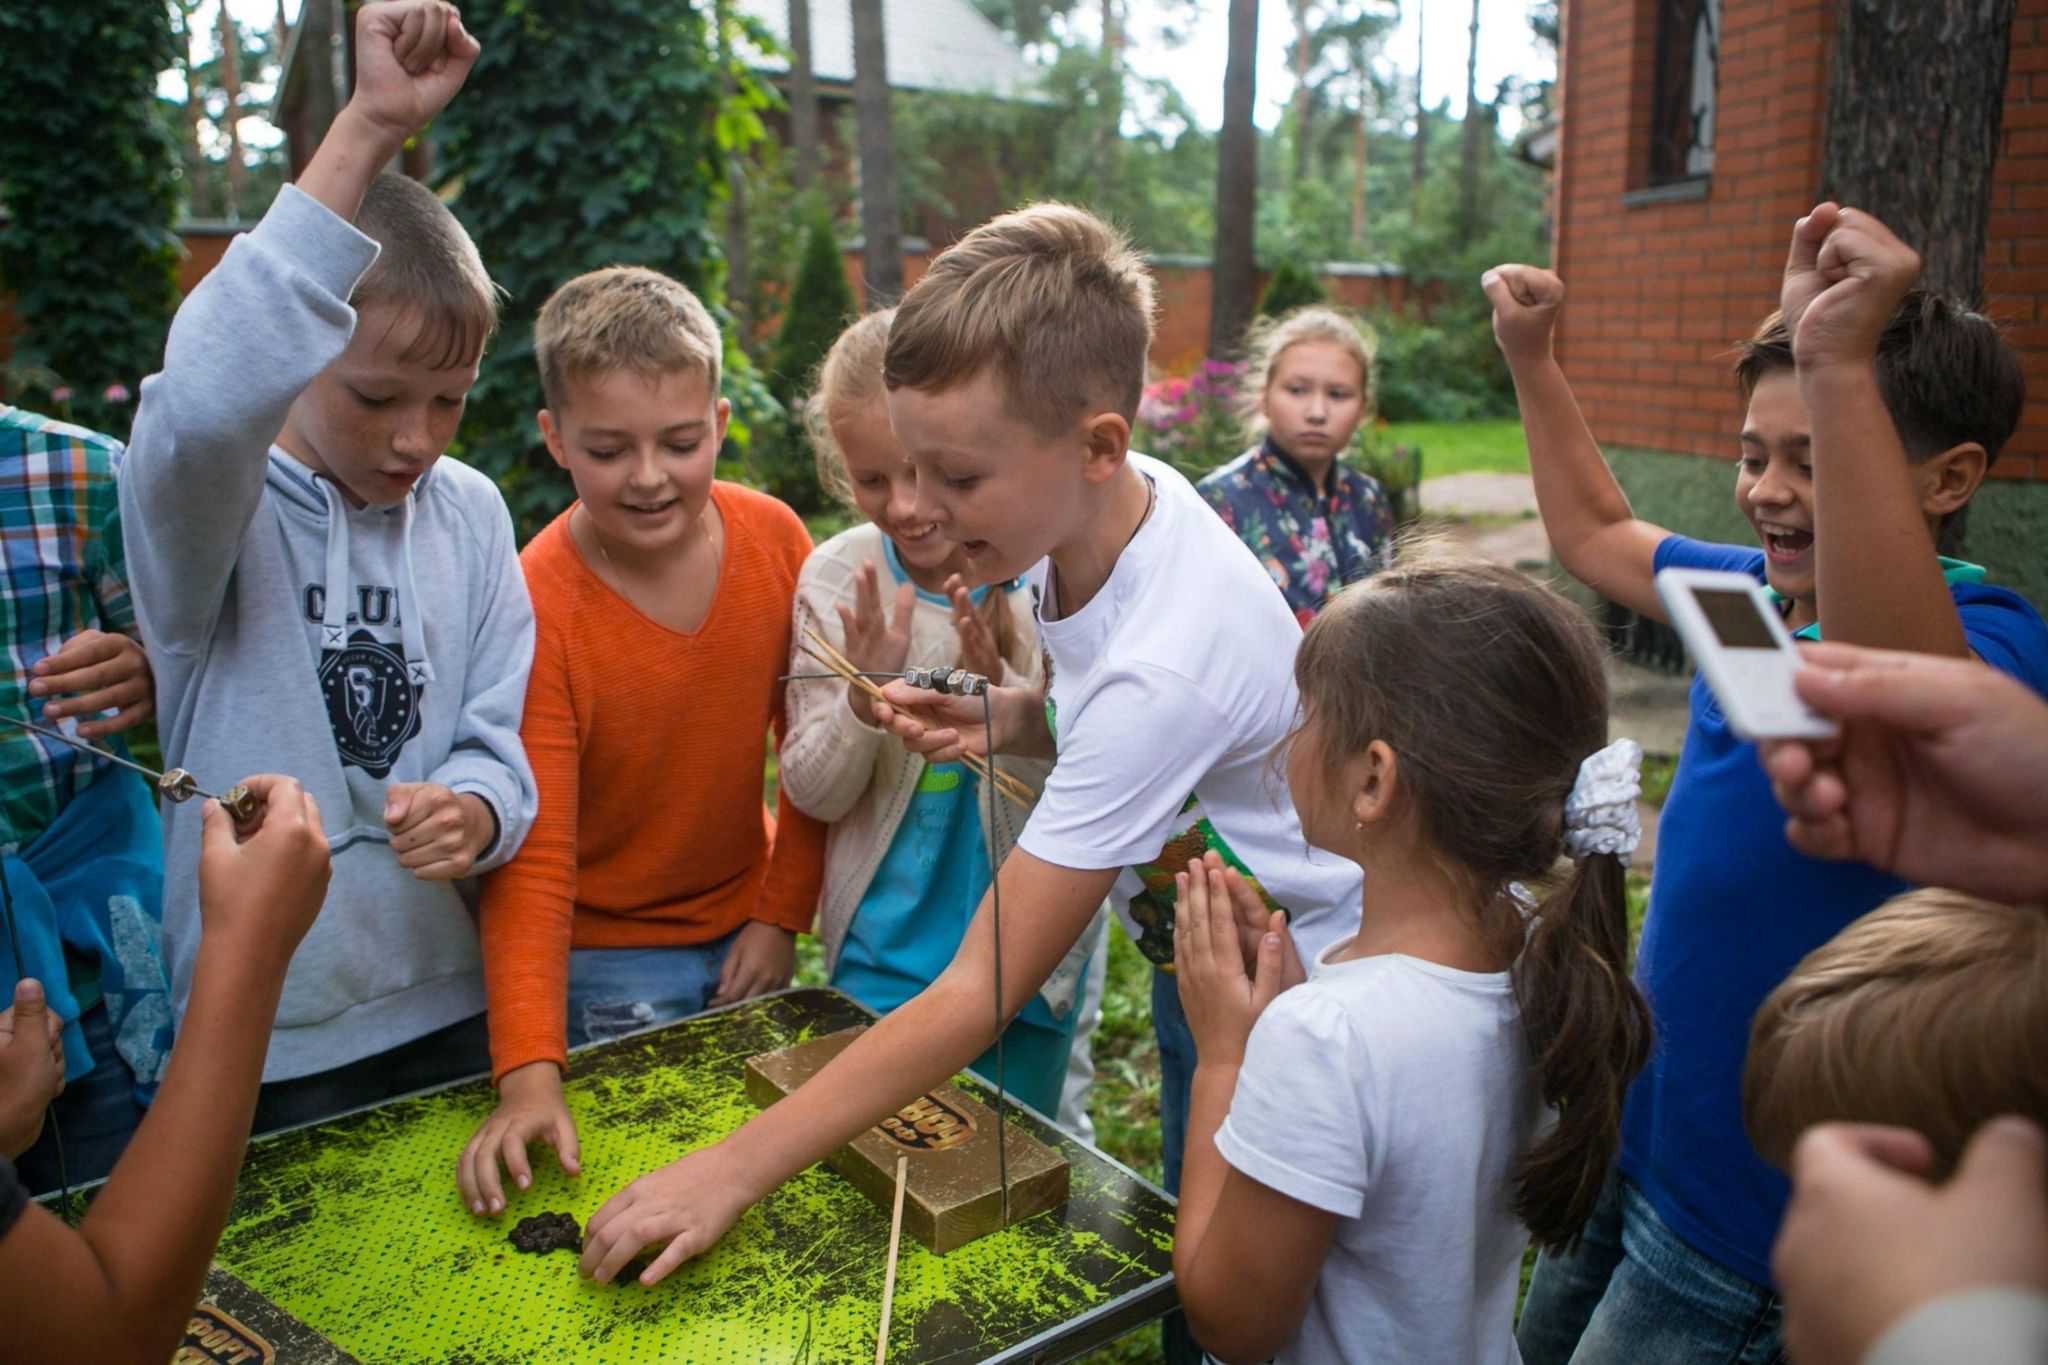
576, 850, 1117, 1284
0, 777, 331, 1365
1484, 265, 1671, 621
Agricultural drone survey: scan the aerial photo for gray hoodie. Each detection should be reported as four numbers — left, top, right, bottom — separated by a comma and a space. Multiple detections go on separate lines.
120, 185, 538, 1082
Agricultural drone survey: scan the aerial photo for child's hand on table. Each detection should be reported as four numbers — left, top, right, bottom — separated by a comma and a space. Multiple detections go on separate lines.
1481, 264, 1567, 369
1779, 203, 1920, 373
1173, 856, 1291, 1067
579, 1144, 756, 1286
837, 559, 916, 726
946, 574, 1006, 685
0, 979, 65, 1158
197, 775, 331, 977
384, 783, 494, 880
28, 630, 154, 739
458, 1061, 581, 1216
707, 921, 796, 1009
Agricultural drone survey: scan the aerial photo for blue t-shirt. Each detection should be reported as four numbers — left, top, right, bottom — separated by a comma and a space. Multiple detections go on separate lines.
1623, 534, 2048, 1290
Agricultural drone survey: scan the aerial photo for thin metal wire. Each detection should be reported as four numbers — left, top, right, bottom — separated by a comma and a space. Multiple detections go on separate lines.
0, 710, 231, 804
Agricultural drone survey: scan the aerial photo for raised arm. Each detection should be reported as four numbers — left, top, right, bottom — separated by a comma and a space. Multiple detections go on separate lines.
0, 778, 331, 1365
1484, 266, 1672, 621
1779, 204, 1970, 658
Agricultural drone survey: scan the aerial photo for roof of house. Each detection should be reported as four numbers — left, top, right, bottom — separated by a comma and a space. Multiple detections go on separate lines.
735, 0, 1044, 101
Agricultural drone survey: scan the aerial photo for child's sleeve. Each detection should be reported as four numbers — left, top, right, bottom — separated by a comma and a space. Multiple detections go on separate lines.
87, 443, 138, 640
478, 597, 576, 1083
119, 185, 379, 655
429, 490, 539, 871
1213, 992, 1372, 1217
776, 553, 889, 824
1018, 663, 1238, 872
754, 520, 828, 933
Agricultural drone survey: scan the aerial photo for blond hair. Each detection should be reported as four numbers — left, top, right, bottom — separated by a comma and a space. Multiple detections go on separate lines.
806, 309, 895, 509
351, 173, 501, 370
1241, 305, 1377, 442
533, 266, 722, 412
883, 203, 1156, 437
1744, 889, 2048, 1176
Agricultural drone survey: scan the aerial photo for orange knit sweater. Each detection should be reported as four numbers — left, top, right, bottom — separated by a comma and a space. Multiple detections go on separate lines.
480, 483, 826, 1081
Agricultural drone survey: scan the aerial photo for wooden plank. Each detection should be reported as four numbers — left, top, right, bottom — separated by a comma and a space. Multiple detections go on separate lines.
745, 1026, 1071, 1254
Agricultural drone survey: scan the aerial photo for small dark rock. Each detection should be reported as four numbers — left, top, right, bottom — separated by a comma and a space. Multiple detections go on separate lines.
508, 1210, 583, 1254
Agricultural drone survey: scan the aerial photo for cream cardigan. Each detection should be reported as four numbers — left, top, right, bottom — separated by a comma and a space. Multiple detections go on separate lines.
780, 523, 1103, 1018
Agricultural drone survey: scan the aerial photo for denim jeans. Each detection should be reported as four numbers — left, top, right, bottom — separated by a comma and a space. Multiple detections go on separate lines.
252, 1012, 493, 1135
565, 933, 737, 1049
1518, 1171, 1786, 1365
17, 1001, 147, 1194
1150, 966, 1205, 1365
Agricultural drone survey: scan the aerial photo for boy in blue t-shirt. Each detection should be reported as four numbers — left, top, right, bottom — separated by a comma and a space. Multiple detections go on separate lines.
1483, 203, 2048, 1364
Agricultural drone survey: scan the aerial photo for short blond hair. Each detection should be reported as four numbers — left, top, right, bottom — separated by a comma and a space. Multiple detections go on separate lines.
352, 173, 500, 370
1744, 889, 2048, 1176
533, 266, 722, 412
1242, 305, 1377, 441
806, 309, 894, 509
883, 202, 1156, 437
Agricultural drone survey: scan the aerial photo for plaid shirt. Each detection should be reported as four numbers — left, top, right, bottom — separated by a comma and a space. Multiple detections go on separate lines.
0, 405, 140, 849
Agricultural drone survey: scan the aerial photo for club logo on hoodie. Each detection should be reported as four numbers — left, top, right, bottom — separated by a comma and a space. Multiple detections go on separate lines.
318, 628, 423, 778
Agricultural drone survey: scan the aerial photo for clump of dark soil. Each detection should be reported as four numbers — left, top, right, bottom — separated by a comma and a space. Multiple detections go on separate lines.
508, 1211, 582, 1254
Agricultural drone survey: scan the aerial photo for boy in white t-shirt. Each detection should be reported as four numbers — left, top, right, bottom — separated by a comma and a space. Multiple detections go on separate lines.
574, 205, 1362, 1324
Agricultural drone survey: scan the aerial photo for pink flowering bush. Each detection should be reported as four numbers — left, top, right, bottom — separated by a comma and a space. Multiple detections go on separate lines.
1135, 358, 1247, 478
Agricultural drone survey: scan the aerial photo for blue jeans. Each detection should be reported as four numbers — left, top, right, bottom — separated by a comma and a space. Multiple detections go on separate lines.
1518, 1171, 1786, 1365
252, 1012, 492, 1135
17, 1001, 147, 1195
1150, 967, 1205, 1365
564, 934, 736, 1049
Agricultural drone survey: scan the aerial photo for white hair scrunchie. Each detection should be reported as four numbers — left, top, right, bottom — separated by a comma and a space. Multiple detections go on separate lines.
1563, 737, 1643, 867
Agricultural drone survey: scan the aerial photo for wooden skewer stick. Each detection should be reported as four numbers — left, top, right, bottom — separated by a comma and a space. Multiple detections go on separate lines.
799, 630, 1036, 809
876, 1154, 909, 1365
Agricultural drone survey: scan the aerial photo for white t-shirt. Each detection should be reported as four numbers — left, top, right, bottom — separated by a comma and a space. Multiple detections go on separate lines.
1215, 941, 1547, 1365
1018, 453, 1363, 968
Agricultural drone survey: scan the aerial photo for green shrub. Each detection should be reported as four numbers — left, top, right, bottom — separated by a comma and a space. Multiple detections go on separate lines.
1368, 305, 1514, 423
0, 1, 180, 438
753, 211, 856, 511
1256, 257, 1328, 319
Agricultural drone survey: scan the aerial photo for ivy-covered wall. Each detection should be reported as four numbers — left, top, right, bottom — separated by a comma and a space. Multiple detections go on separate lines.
0, 0, 181, 437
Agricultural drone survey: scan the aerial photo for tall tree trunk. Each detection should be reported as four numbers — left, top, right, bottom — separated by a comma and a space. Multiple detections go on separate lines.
1410, 9, 1426, 196
850, 0, 904, 304
1455, 0, 1482, 246
285, 0, 342, 178
1097, 0, 1125, 165
1291, 0, 1315, 185
1819, 0, 2017, 302
789, 0, 821, 189
216, 4, 248, 215
1210, 0, 1259, 357
716, 0, 752, 343
1351, 71, 1369, 245
177, 2, 211, 217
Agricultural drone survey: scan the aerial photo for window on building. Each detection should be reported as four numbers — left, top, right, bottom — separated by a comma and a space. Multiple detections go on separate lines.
1649, 0, 1719, 183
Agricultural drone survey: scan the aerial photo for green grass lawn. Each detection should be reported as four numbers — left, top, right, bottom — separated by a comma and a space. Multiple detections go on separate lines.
1385, 418, 1530, 480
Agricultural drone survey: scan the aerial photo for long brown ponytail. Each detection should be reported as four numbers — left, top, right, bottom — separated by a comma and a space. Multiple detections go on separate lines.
1292, 556, 1653, 1252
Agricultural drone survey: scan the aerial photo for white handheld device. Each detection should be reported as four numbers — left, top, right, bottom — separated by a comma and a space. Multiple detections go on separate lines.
1653, 568, 1840, 741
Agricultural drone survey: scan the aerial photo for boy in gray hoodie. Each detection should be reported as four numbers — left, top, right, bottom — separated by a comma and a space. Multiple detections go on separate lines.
119, 0, 538, 1129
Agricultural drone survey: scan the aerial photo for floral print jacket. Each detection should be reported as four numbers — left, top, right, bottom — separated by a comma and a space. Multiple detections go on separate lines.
1197, 437, 1392, 626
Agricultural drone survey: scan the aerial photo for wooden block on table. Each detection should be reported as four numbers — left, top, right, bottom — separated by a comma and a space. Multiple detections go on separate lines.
744, 1026, 1070, 1254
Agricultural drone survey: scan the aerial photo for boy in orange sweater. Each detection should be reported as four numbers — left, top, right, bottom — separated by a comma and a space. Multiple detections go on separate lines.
455, 267, 825, 1216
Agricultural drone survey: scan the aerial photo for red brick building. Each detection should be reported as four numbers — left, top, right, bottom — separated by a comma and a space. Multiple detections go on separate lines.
1556, 0, 2047, 474
1552, 0, 2047, 599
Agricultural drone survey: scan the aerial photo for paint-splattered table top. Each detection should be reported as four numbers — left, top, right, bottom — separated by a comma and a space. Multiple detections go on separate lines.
201, 987, 1178, 1364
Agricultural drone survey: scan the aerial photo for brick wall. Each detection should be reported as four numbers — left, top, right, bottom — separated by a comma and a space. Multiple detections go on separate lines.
1556, 0, 2048, 480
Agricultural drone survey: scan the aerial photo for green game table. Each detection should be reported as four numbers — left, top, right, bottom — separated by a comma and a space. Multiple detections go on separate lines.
168, 987, 1179, 1364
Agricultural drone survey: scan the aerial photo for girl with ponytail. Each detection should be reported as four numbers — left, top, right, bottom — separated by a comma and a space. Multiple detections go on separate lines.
1170, 556, 1652, 1364
780, 311, 1103, 1123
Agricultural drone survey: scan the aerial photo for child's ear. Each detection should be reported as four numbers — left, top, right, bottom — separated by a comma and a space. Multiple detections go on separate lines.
1918, 441, 1989, 521
537, 408, 569, 470
1349, 740, 1399, 829
1079, 409, 1132, 484
714, 395, 732, 451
